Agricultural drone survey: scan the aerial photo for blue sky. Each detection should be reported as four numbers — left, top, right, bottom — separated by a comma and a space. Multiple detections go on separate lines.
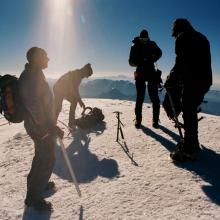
0, 0, 220, 84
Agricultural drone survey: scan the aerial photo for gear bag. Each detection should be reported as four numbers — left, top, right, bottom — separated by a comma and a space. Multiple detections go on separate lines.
75, 107, 105, 129
129, 44, 139, 67
162, 86, 182, 121
0, 75, 24, 123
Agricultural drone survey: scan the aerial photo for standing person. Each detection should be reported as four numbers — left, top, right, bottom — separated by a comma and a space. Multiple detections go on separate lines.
129, 29, 162, 129
53, 63, 93, 129
165, 18, 212, 162
19, 47, 63, 211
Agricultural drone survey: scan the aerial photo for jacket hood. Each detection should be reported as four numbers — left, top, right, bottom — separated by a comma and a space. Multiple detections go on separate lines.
132, 36, 149, 44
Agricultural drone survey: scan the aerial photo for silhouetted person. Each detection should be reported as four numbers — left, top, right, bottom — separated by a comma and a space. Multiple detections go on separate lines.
53, 63, 93, 129
129, 29, 162, 128
19, 47, 63, 211
165, 18, 212, 162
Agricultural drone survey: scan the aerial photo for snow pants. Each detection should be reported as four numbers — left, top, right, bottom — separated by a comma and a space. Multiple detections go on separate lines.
135, 79, 160, 123
26, 135, 56, 202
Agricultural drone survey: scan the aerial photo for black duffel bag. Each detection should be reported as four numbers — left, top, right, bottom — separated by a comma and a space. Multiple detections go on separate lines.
75, 107, 105, 129
162, 86, 182, 121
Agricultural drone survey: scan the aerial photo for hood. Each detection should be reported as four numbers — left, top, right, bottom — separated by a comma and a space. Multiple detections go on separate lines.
132, 36, 149, 45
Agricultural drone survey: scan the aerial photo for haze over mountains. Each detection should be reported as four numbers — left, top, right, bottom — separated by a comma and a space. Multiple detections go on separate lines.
48, 76, 220, 116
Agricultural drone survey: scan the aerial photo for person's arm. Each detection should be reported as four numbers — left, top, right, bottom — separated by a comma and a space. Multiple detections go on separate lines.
72, 75, 85, 109
165, 36, 185, 88
151, 41, 162, 62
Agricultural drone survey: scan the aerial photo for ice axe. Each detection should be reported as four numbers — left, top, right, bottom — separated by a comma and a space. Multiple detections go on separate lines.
57, 137, 82, 197
165, 88, 184, 140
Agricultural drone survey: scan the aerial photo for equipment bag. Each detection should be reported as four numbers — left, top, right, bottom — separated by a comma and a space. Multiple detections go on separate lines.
0, 75, 24, 123
129, 44, 139, 67
162, 86, 182, 121
75, 107, 105, 129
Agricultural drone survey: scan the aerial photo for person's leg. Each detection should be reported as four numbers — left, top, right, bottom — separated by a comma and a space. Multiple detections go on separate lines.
182, 87, 208, 153
27, 149, 37, 190
135, 80, 146, 127
68, 101, 77, 128
171, 86, 210, 162
147, 81, 160, 128
25, 135, 56, 210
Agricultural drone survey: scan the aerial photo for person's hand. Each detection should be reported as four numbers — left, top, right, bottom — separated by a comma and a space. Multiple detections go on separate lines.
79, 100, 85, 109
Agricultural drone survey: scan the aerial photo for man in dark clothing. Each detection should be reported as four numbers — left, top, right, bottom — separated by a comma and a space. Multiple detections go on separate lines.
129, 29, 162, 128
19, 47, 64, 211
53, 63, 93, 129
165, 18, 212, 162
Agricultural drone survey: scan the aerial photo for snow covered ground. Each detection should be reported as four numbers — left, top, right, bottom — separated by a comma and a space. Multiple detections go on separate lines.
1, 99, 220, 220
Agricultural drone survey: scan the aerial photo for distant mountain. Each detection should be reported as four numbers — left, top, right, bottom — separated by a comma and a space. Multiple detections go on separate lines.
80, 79, 220, 116
99, 88, 136, 101
80, 79, 136, 97
80, 79, 151, 102
46, 77, 220, 116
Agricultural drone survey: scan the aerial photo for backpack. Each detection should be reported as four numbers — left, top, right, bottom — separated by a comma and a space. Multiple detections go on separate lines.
129, 44, 140, 67
0, 75, 24, 123
162, 87, 182, 121
75, 107, 105, 129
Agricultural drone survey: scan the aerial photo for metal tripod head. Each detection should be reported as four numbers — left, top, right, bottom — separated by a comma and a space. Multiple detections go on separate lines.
113, 111, 124, 127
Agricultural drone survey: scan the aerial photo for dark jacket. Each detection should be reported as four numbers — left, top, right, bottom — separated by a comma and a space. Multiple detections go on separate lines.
19, 64, 55, 136
171, 29, 212, 88
129, 37, 162, 75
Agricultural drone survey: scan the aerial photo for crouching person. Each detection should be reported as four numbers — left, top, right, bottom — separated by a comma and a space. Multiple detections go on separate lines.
19, 47, 64, 211
53, 63, 93, 129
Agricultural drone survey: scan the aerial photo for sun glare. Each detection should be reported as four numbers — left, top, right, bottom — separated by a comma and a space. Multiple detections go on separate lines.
39, 0, 75, 71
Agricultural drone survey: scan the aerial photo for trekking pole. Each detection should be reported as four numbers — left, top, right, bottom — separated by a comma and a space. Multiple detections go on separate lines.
165, 88, 184, 139
57, 137, 82, 197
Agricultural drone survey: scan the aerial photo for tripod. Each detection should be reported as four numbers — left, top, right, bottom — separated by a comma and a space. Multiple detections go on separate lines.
113, 111, 138, 166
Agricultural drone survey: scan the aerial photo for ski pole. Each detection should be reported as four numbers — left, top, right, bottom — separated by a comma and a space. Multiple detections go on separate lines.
57, 137, 82, 197
166, 88, 184, 139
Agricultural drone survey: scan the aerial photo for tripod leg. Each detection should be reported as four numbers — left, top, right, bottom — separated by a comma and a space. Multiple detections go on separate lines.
119, 126, 124, 139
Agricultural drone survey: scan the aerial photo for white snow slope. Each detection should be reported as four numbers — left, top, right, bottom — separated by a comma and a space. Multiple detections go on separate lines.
1, 99, 220, 220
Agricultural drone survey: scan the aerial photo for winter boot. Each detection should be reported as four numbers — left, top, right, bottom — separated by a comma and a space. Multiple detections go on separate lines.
170, 140, 200, 162
135, 116, 142, 129
152, 105, 160, 128
25, 196, 53, 212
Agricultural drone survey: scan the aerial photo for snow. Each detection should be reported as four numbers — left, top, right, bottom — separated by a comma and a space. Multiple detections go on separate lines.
1, 99, 220, 219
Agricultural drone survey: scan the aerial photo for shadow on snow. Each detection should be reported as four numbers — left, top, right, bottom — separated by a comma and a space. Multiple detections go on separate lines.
141, 124, 220, 206
53, 122, 120, 184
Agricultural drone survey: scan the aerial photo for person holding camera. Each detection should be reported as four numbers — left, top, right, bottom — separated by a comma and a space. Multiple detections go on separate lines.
165, 18, 212, 162
129, 29, 162, 128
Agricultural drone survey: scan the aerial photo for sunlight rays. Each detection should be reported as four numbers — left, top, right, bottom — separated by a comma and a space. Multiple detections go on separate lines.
38, 0, 75, 72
